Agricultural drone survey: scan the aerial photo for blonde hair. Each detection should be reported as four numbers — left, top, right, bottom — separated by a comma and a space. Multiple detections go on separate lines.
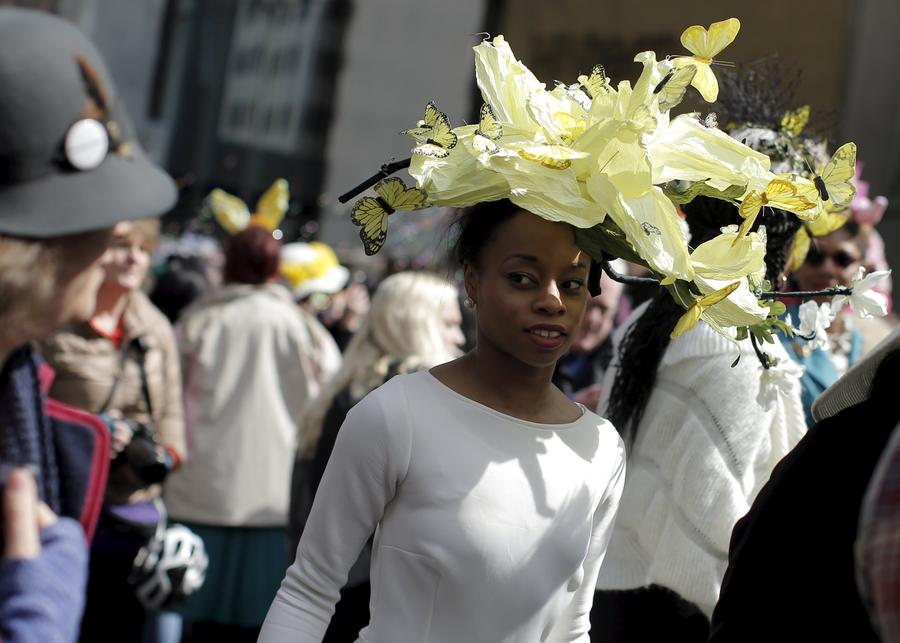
298, 271, 461, 455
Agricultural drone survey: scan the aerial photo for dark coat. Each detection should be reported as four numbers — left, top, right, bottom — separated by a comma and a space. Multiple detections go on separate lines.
708, 352, 900, 642
1, 345, 109, 541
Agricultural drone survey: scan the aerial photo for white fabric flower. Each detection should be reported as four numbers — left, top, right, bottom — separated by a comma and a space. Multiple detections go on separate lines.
797, 300, 833, 350
831, 267, 892, 319
756, 358, 805, 411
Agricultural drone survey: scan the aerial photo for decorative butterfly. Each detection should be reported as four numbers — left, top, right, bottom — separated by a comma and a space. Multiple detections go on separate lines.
206, 179, 289, 235
641, 222, 662, 236
736, 178, 816, 242
350, 177, 428, 255
401, 101, 443, 141
672, 17, 741, 102
671, 281, 741, 339
654, 65, 697, 112
780, 105, 810, 137
409, 103, 458, 158
472, 103, 503, 154
559, 81, 592, 112
577, 65, 611, 99
810, 142, 857, 208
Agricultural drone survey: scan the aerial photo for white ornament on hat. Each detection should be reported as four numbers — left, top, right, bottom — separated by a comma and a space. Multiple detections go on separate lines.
64, 118, 109, 171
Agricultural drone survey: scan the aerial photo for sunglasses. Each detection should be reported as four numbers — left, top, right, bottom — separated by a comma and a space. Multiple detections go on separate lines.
805, 245, 861, 269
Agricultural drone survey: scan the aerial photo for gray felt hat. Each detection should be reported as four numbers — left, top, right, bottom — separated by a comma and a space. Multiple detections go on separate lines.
0, 8, 176, 238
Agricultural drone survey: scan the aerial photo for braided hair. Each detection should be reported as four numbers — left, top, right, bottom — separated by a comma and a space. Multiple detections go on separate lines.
605, 198, 801, 447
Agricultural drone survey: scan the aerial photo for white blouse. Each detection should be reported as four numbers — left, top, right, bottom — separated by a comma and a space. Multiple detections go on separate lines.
259, 370, 625, 642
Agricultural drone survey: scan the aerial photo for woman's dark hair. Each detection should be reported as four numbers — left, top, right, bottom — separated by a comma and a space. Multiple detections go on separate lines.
223, 225, 281, 285
605, 197, 802, 447
452, 199, 522, 267
452, 199, 602, 295
149, 256, 210, 323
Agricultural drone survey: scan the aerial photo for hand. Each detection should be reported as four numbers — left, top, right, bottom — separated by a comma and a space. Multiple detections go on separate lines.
3, 468, 57, 561
109, 419, 135, 458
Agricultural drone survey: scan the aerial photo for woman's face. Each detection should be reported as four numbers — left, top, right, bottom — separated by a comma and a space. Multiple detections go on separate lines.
51, 227, 114, 328
100, 221, 152, 293
793, 228, 863, 292
570, 285, 621, 354
438, 297, 465, 354
465, 211, 589, 369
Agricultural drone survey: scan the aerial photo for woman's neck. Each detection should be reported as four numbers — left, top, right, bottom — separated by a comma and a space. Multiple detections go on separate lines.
436, 344, 570, 423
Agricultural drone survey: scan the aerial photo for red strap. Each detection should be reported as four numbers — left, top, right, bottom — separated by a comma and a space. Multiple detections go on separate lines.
43, 400, 109, 542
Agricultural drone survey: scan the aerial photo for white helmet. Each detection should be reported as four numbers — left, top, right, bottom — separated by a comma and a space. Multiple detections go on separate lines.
128, 502, 208, 610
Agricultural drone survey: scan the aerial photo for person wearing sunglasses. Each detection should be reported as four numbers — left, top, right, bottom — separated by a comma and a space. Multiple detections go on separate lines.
783, 219, 874, 426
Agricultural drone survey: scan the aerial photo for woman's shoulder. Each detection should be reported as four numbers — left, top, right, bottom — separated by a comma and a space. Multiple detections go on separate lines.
354, 369, 429, 406
37, 324, 104, 363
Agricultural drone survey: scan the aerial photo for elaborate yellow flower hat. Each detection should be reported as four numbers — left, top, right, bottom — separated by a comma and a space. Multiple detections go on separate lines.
341, 18, 865, 355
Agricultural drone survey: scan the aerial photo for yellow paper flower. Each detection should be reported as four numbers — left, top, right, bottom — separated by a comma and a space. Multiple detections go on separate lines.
587, 175, 693, 281
366, 29, 860, 344
650, 116, 771, 191
408, 141, 509, 207
473, 35, 544, 135
690, 225, 766, 280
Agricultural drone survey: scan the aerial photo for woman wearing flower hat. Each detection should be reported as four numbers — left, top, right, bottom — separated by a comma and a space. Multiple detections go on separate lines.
262, 24, 870, 641
261, 200, 626, 642
0, 8, 177, 642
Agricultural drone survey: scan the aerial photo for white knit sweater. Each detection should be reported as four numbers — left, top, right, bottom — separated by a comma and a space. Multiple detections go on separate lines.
595, 307, 806, 615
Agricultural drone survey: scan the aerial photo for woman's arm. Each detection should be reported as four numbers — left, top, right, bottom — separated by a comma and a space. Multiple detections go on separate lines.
548, 437, 627, 642
258, 386, 411, 642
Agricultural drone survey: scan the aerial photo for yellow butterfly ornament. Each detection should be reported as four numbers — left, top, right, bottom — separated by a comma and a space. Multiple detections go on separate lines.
401, 101, 443, 142
810, 142, 857, 209
736, 178, 816, 243
672, 17, 741, 103
577, 65, 612, 99
350, 177, 429, 255
472, 103, 503, 155
406, 102, 458, 158
206, 178, 289, 235
780, 105, 810, 137
653, 65, 698, 113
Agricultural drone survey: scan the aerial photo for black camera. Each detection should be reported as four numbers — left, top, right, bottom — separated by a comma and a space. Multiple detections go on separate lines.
112, 420, 171, 486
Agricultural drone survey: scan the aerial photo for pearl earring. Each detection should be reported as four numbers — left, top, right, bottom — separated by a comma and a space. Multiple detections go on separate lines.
464, 296, 476, 309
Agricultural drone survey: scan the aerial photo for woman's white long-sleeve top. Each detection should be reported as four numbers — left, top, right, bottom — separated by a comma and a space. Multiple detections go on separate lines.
259, 370, 626, 643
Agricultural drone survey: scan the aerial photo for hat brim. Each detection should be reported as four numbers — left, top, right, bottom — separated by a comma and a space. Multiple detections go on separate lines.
292, 266, 350, 299
0, 146, 176, 238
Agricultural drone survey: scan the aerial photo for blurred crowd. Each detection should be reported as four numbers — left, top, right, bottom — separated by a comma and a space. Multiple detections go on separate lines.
4, 8, 900, 643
